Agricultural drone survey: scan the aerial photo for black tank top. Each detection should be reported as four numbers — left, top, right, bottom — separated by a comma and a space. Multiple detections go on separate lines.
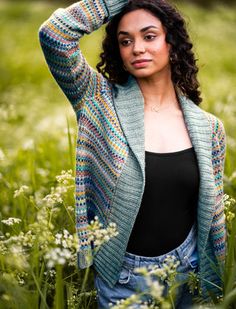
126, 147, 200, 256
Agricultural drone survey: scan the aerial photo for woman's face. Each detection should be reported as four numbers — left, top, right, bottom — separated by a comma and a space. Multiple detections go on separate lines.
117, 9, 171, 81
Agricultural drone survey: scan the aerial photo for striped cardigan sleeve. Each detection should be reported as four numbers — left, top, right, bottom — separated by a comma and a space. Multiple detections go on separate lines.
38, 0, 128, 112
208, 114, 226, 263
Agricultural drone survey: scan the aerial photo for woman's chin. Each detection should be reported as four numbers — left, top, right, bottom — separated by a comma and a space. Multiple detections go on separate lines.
130, 70, 153, 80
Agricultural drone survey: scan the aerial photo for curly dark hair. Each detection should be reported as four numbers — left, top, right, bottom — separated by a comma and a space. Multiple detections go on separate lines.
96, 0, 202, 105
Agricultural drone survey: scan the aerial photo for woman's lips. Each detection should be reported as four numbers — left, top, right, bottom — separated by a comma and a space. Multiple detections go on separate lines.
131, 59, 152, 68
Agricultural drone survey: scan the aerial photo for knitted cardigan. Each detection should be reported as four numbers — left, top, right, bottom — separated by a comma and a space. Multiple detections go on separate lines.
39, 0, 226, 299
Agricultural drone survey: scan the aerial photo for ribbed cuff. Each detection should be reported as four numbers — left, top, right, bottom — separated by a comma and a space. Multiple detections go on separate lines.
105, 0, 129, 18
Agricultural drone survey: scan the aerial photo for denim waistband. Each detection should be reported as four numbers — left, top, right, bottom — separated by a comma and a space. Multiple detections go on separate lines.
123, 223, 197, 270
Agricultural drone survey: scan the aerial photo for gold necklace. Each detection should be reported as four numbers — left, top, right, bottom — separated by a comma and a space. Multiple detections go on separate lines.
149, 102, 177, 113
150, 104, 162, 113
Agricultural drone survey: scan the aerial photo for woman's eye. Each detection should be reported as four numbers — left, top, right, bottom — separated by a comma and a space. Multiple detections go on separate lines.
120, 39, 132, 46
145, 34, 156, 40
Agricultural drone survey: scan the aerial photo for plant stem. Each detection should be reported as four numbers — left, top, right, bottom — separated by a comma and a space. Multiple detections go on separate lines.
31, 267, 49, 309
54, 264, 64, 309
77, 267, 90, 308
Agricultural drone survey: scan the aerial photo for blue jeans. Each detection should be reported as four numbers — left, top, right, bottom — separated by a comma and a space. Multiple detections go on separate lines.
94, 224, 198, 308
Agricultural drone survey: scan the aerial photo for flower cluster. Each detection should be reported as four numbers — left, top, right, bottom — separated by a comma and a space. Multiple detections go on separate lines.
56, 169, 74, 186
13, 185, 29, 198
50, 229, 79, 267
0, 240, 29, 270
223, 194, 236, 230
1, 170, 121, 276
44, 269, 56, 278
43, 186, 64, 206
44, 216, 119, 268
187, 270, 201, 296
55, 229, 78, 249
110, 255, 180, 309
45, 248, 72, 268
42, 170, 74, 207
135, 255, 180, 287
0, 230, 36, 259
88, 216, 119, 248
15, 271, 28, 286
109, 294, 142, 309
1, 217, 22, 226
28, 207, 54, 252
159, 255, 180, 287
9, 230, 35, 247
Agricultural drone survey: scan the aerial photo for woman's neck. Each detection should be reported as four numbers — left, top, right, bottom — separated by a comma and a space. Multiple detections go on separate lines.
136, 74, 179, 110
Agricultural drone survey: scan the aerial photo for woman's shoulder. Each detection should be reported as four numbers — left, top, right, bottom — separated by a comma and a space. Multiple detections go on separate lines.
180, 95, 225, 135
183, 95, 226, 149
203, 111, 225, 135
204, 111, 226, 152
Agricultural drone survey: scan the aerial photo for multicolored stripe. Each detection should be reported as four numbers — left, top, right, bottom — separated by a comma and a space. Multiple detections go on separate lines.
39, 0, 129, 265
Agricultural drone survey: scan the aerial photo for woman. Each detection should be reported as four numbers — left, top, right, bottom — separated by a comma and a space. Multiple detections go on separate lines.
39, 0, 226, 307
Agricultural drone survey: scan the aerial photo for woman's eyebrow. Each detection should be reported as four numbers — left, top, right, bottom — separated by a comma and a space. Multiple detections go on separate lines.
140, 25, 159, 32
118, 25, 159, 36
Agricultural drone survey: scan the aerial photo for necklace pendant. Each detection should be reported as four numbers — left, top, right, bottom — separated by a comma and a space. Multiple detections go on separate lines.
151, 105, 160, 113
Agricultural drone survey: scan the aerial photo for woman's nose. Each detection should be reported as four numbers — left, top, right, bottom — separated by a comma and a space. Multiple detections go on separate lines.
133, 40, 145, 55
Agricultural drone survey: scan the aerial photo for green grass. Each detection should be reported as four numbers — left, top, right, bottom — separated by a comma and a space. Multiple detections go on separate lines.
0, 1, 236, 308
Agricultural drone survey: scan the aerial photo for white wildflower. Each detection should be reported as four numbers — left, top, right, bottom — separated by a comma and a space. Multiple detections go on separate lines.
9, 245, 23, 254
44, 269, 56, 278
1, 217, 22, 226
0, 231, 35, 258
133, 255, 180, 305
0, 148, 5, 160
0, 241, 7, 255
149, 266, 167, 281
63, 229, 70, 237
16, 272, 27, 286
54, 230, 78, 251
42, 171, 74, 207
45, 247, 72, 268
22, 139, 34, 150
55, 234, 62, 245
110, 294, 142, 308
43, 187, 63, 206
18, 278, 25, 285
36, 168, 49, 178
224, 194, 236, 227
56, 170, 74, 186
67, 206, 74, 212
62, 240, 68, 248
149, 280, 165, 299
88, 217, 119, 248
13, 186, 29, 198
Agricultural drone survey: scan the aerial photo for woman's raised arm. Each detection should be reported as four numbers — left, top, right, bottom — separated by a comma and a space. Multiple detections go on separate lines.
39, 0, 127, 112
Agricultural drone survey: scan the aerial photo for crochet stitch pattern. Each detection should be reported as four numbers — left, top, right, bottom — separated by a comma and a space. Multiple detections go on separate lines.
39, 0, 226, 299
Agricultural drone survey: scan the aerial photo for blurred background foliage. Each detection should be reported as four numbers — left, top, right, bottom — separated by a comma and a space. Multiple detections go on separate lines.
0, 1, 235, 308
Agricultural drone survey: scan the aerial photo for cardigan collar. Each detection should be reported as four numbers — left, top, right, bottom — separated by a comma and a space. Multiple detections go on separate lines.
112, 76, 216, 252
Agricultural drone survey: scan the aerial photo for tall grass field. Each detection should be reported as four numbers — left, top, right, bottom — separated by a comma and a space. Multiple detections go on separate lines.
0, 1, 236, 308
